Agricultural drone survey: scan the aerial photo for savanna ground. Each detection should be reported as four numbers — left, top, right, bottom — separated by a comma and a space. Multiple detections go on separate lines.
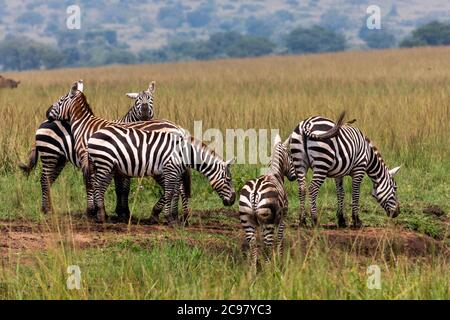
0, 47, 449, 299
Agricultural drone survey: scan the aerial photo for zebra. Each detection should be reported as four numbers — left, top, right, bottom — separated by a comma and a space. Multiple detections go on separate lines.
289, 111, 401, 228
44, 80, 194, 222
85, 126, 236, 223
19, 81, 156, 216
239, 134, 296, 268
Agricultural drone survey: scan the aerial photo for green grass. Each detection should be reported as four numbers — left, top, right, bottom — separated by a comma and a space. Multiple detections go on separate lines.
0, 48, 449, 299
1, 234, 448, 300
2, 158, 447, 240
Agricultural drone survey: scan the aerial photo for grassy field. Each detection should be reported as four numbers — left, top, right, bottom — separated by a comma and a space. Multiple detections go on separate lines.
0, 47, 449, 299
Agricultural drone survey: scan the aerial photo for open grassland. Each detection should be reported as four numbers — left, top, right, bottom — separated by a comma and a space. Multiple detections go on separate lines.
0, 47, 449, 299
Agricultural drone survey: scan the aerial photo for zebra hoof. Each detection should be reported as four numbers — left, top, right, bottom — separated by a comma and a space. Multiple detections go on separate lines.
337, 218, 347, 228
164, 217, 177, 226
86, 207, 98, 218
116, 215, 130, 223
298, 217, 307, 228
151, 207, 163, 217
352, 219, 363, 229
41, 206, 51, 214
115, 208, 130, 220
311, 217, 319, 228
148, 215, 159, 225
180, 217, 190, 227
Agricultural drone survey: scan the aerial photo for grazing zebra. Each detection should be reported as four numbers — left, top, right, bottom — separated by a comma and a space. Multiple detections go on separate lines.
44, 80, 193, 221
239, 134, 296, 267
85, 127, 236, 223
19, 82, 155, 215
289, 112, 401, 228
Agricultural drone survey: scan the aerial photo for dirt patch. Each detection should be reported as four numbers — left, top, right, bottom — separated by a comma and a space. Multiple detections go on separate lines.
423, 205, 446, 217
303, 228, 445, 258
0, 211, 448, 263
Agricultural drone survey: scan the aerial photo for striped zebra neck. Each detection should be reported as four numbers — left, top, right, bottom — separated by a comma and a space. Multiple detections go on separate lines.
119, 109, 140, 123
67, 92, 94, 125
366, 138, 390, 185
267, 149, 285, 182
188, 138, 224, 178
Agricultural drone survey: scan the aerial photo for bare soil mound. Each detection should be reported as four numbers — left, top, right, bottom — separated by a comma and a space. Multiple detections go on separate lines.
0, 211, 448, 262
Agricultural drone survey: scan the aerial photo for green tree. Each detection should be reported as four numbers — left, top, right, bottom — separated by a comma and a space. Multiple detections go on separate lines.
227, 37, 275, 57
0, 37, 63, 71
359, 27, 396, 49
400, 21, 450, 47
286, 26, 347, 54
245, 16, 273, 38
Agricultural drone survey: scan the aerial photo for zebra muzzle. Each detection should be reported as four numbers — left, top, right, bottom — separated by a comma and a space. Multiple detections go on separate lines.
223, 191, 236, 206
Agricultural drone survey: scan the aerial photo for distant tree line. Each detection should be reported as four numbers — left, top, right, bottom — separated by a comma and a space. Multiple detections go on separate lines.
1, 21, 450, 71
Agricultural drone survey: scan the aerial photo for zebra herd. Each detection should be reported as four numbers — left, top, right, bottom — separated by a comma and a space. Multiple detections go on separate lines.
20, 79, 401, 267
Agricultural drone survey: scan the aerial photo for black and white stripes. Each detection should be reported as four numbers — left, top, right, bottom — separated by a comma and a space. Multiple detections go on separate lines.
44, 80, 192, 220
19, 82, 155, 214
289, 112, 401, 227
86, 127, 236, 223
239, 134, 296, 267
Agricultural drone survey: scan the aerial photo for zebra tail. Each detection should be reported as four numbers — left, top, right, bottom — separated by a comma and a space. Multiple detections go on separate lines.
18, 145, 38, 176
182, 168, 192, 198
81, 154, 94, 190
312, 111, 346, 140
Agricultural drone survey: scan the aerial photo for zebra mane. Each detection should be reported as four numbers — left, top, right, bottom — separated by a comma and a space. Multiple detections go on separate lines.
268, 143, 287, 177
119, 106, 136, 121
74, 90, 94, 116
365, 137, 387, 168
189, 136, 222, 158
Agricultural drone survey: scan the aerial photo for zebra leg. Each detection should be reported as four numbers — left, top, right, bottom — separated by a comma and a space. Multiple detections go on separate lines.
150, 175, 165, 224
277, 218, 285, 257
309, 173, 326, 227
86, 180, 97, 218
94, 171, 114, 224
114, 176, 131, 220
239, 199, 258, 269
335, 177, 347, 228
40, 155, 66, 213
243, 225, 257, 270
351, 174, 364, 228
171, 185, 181, 221
162, 171, 180, 225
262, 224, 276, 263
297, 175, 307, 227
180, 185, 190, 224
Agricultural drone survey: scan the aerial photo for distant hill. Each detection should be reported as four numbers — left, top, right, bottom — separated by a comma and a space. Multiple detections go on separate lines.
1, 0, 450, 52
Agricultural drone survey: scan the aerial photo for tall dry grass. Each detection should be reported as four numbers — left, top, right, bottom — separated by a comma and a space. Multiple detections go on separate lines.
0, 47, 448, 299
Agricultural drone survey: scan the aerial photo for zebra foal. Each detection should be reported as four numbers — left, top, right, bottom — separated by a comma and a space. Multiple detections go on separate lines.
289, 112, 401, 228
239, 134, 296, 267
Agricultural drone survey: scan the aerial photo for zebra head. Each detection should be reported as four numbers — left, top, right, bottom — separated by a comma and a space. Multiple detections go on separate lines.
46, 80, 86, 122
211, 159, 236, 206
371, 166, 401, 218
125, 81, 155, 121
271, 135, 297, 181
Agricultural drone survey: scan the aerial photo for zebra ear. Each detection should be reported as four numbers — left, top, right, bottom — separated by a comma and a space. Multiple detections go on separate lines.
282, 136, 291, 148
274, 134, 282, 146
77, 80, 84, 92
389, 166, 401, 176
148, 81, 156, 93
70, 81, 78, 95
225, 158, 235, 166
126, 93, 139, 99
